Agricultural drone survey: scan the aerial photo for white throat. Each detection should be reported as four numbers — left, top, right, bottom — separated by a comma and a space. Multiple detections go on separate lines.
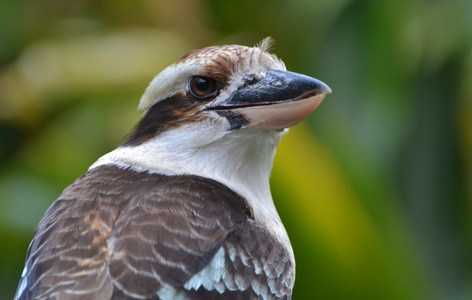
90, 124, 290, 240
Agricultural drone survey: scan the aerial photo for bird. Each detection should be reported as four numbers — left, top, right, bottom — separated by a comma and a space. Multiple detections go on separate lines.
15, 37, 331, 300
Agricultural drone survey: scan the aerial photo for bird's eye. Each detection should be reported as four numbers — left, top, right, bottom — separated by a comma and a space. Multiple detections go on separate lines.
189, 76, 219, 100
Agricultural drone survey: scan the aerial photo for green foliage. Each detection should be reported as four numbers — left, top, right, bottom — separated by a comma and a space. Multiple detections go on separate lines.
1, 0, 471, 298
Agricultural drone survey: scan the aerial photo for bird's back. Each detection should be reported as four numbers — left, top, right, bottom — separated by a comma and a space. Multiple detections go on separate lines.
15, 165, 294, 300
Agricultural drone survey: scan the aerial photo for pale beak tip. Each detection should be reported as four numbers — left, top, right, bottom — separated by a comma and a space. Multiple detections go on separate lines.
320, 82, 332, 95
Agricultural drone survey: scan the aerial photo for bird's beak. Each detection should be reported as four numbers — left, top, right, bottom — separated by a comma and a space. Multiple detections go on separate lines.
208, 69, 331, 130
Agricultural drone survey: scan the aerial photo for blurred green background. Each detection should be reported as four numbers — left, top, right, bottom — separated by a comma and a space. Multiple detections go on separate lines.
1, 0, 471, 299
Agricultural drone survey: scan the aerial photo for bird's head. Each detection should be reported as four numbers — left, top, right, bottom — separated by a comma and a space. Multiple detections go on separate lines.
123, 38, 331, 149
95, 38, 330, 203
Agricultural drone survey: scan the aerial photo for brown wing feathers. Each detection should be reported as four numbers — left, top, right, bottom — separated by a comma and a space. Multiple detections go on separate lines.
17, 165, 277, 300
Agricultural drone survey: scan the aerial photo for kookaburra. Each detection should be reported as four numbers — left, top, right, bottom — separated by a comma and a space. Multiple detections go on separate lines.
15, 38, 330, 300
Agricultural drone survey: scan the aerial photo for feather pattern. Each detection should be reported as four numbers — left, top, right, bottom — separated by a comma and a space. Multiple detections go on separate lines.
15, 165, 294, 300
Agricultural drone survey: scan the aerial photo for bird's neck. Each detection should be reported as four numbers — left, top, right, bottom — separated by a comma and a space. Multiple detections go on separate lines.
91, 126, 292, 254
91, 127, 284, 222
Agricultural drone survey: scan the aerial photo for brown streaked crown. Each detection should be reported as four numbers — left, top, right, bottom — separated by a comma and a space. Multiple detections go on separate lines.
138, 37, 286, 113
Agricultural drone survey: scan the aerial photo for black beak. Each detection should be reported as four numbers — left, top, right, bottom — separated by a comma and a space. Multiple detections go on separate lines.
208, 69, 331, 130
221, 69, 331, 108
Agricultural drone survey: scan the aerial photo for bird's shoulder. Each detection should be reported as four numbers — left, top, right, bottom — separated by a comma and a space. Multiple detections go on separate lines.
16, 164, 293, 299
